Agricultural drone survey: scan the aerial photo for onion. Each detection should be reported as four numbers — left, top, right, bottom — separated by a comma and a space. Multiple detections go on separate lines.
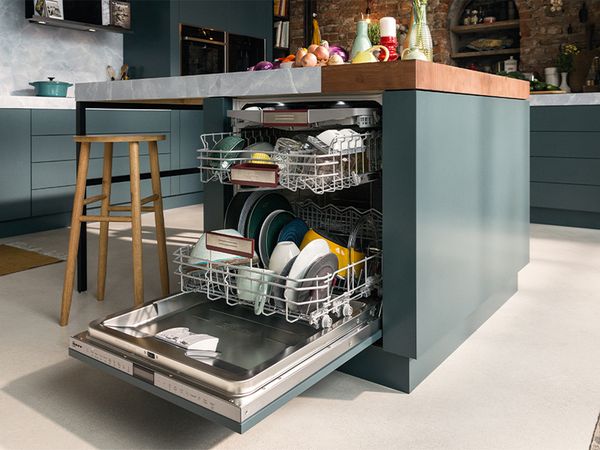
253, 61, 274, 70
295, 48, 308, 66
327, 54, 344, 65
328, 46, 349, 62
313, 45, 330, 61
301, 53, 318, 67
320, 40, 329, 49
307, 44, 319, 53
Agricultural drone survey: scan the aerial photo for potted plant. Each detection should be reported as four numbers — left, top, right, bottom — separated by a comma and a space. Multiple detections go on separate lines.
556, 44, 580, 92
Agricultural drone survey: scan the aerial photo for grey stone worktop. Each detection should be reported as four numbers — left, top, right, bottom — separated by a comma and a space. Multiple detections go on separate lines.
75, 68, 322, 103
529, 92, 600, 107
0, 95, 75, 109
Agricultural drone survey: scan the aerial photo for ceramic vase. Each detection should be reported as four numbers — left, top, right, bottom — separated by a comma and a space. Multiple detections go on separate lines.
406, 0, 433, 62
350, 20, 372, 61
559, 72, 571, 93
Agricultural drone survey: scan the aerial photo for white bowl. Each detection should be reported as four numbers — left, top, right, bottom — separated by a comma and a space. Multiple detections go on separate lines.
268, 241, 300, 274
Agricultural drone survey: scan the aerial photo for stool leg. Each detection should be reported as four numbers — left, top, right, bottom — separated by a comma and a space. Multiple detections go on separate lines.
148, 140, 170, 296
129, 142, 144, 306
97, 142, 113, 301
60, 142, 91, 326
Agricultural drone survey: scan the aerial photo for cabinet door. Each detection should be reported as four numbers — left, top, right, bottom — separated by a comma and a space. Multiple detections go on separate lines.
0, 110, 31, 221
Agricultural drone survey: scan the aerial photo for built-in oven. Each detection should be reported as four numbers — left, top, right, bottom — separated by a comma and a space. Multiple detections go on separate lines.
180, 25, 266, 75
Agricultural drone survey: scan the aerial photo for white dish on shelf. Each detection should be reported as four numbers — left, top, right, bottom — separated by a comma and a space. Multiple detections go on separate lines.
283, 238, 330, 305
315, 129, 364, 155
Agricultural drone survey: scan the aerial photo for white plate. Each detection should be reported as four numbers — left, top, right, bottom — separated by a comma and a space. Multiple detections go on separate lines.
283, 239, 330, 304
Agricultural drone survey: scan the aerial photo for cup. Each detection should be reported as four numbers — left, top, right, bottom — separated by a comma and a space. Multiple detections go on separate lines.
235, 267, 275, 315
268, 241, 300, 274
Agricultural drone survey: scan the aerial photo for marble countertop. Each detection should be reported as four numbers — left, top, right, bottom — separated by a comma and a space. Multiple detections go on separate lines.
529, 92, 600, 107
76, 68, 322, 103
0, 96, 75, 109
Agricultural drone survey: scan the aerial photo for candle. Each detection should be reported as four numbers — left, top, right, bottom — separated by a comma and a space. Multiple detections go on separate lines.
379, 17, 397, 37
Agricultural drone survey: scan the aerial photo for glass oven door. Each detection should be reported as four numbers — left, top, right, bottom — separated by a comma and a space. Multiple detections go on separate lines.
181, 26, 226, 75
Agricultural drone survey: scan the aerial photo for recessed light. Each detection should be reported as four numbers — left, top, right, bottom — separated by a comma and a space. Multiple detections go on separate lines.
39, 21, 47, 24
88, 28, 96, 32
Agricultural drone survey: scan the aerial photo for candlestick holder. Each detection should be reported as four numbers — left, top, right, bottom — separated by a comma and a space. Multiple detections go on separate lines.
379, 36, 399, 61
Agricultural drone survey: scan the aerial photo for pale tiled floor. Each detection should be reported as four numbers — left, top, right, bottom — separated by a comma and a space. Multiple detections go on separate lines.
1, 205, 599, 449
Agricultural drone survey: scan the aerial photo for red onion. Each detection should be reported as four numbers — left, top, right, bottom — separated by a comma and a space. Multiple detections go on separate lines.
328, 46, 349, 62
253, 61, 274, 71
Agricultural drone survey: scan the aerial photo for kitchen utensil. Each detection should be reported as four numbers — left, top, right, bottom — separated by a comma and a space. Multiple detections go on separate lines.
29, 77, 73, 97
268, 241, 300, 275
258, 210, 296, 266
107, 65, 116, 81
351, 45, 389, 64
190, 229, 255, 264
120, 64, 129, 80
235, 267, 275, 314
277, 218, 309, 247
246, 193, 293, 243
300, 229, 365, 278
284, 239, 330, 304
224, 191, 252, 229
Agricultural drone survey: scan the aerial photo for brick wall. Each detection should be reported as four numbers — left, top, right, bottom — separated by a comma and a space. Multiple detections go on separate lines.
289, 0, 600, 76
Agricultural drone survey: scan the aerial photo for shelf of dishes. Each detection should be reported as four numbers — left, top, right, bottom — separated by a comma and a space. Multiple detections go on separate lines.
174, 197, 382, 329
197, 128, 382, 195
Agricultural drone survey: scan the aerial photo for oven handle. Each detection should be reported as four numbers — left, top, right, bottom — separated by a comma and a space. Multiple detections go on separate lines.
182, 36, 226, 46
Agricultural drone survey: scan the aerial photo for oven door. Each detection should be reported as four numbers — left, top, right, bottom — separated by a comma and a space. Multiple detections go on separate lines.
181, 36, 225, 75
227, 33, 266, 73
69, 292, 381, 433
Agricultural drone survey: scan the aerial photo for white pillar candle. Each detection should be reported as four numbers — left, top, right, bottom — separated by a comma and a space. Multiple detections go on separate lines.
379, 17, 397, 37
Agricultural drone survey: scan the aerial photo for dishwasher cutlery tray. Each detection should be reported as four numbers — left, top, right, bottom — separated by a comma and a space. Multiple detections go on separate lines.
197, 129, 381, 194
174, 201, 382, 329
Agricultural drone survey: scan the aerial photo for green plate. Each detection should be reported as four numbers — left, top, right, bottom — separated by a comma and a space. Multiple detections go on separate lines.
246, 193, 292, 244
258, 210, 296, 266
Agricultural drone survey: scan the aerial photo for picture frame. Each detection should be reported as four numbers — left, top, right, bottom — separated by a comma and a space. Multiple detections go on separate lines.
33, 0, 64, 19
110, 0, 131, 29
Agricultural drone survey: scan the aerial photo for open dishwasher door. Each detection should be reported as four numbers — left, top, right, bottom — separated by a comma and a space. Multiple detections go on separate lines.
69, 292, 381, 433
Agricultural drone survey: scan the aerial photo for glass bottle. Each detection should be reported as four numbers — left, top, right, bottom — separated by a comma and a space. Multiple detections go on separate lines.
407, 0, 433, 61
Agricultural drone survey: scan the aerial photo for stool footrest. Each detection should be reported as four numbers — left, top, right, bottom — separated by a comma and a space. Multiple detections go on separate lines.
79, 215, 132, 223
83, 194, 107, 206
109, 205, 155, 212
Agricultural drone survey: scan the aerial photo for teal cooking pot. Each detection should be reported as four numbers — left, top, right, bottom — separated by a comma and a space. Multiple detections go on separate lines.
29, 77, 73, 97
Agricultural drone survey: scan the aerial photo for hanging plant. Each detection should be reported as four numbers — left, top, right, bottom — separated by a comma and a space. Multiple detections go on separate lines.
368, 22, 381, 45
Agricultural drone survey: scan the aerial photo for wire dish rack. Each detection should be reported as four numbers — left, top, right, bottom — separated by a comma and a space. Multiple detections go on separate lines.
197, 129, 381, 195
174, 201, 383, 329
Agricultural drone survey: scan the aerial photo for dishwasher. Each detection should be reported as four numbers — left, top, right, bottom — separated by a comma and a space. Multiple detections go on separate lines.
69, 95, 384, 433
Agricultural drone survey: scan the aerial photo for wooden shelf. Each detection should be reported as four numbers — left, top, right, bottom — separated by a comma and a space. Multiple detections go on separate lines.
452, 48, 520, 59
451, 19, 520, 34
274, 15, 289, 20
28, 16, 131, 34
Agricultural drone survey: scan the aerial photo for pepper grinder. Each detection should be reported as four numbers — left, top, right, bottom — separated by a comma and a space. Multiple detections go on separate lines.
379, 17, 399, 61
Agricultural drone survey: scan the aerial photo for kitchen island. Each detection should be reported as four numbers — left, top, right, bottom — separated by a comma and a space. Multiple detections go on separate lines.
71, 61, 529, 422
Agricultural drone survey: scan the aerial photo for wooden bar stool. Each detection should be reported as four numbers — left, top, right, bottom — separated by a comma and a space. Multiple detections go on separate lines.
59, 134, 170, 326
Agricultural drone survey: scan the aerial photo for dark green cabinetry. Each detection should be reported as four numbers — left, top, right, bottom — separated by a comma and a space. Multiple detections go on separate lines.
0, 108, 203, 238
531, 105, 600, 228
124, 0, 272, 78
0, 110, 31, 222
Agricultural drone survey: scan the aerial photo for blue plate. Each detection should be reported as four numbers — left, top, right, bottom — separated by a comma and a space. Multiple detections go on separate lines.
277, 218, 309, 247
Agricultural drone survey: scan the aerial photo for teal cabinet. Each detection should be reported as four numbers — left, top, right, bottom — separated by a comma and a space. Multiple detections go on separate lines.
0, 110, 31, 221
124, 0, 272, 78
531, 105, 600, 228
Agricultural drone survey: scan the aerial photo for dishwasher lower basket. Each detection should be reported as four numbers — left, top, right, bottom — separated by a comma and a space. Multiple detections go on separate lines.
174, 201, 382, 329
197, 129, 381, 195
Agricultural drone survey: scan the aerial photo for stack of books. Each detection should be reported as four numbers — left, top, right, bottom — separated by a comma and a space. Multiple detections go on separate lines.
274, 20, 290, 49
273, 0, 288, 17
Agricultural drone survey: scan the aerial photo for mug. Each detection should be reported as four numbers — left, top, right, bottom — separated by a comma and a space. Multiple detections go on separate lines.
236, 267, 275, 315
351, 45, 390, 64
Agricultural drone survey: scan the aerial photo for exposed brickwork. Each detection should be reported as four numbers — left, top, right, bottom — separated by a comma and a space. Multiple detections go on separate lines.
289, 0, 600, 76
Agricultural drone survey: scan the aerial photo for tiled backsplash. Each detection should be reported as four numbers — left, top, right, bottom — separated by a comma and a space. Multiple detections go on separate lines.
0, 0, 123, 97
